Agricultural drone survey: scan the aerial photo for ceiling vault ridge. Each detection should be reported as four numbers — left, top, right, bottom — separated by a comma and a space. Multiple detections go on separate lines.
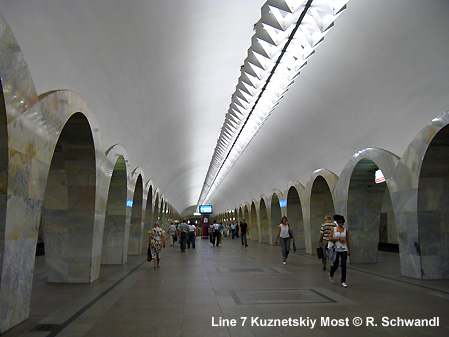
197, 0, 349, 209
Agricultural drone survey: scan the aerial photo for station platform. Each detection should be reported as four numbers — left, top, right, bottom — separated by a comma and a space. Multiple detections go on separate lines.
2, 238, 448, 336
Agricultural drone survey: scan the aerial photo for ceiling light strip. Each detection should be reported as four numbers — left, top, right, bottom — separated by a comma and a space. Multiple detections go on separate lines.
198, 0, 348, 208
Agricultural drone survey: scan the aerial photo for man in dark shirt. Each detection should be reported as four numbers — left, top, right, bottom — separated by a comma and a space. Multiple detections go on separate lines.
240, 219, 249, 247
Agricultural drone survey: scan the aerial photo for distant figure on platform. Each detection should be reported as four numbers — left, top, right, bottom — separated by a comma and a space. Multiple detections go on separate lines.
210, 220, 215, 244
148, 222, 165, 269
240, 219, 249, 247
178, 220, 189, 252
187, 222, 197, 249
168, 222, 177, 246
212, 221, 221, 246
231, 222, 236, 239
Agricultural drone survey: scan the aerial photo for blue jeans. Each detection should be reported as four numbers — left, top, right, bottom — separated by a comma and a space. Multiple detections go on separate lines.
187, 232, 195, 249
330, 251, 348, 283
241, 232, 247, 246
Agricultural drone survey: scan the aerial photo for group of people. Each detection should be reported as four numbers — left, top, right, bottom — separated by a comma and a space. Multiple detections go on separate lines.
147, 220, 198, 269
209, 220, 249, 247
147, 214, 350, 288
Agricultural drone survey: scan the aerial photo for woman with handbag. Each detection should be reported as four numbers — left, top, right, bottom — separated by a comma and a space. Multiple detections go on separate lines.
148, 222, 166, 269
274, 216, 295, 265
328, 215, 351, 287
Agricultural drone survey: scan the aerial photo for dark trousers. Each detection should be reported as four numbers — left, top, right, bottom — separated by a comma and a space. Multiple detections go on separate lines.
231, 229, 236, 239
241, 232, 247, 246
180, 232, 188, 252
213, 230, 221, 246
280, 237, 290, 262
187, 232, 196, 249
330, 251, 348, 283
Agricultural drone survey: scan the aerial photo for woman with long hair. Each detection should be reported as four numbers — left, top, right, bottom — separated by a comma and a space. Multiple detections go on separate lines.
328, 215, 351, 287
274, 216, 295, 264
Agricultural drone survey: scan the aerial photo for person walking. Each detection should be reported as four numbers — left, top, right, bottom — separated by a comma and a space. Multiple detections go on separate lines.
168, 222, 177, 246
274, 216, 295, 264
212, 221, 221, 246
210, 220, 215, 245
240, 219, 249, 247
231, 222, 236, 239
319, 216, 336, 270
187, 222, 197, 249
329, 215, 351, 288
148, 222, 166, 269
178, 220, 189, 252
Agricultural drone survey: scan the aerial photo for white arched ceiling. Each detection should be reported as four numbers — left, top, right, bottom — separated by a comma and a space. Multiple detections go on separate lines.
2, 0, 449, 214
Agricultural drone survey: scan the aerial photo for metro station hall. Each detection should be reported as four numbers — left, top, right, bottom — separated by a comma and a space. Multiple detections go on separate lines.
1, 0, 449, 336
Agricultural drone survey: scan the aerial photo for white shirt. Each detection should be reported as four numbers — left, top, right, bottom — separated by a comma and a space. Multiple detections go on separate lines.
279, 224, 290, 239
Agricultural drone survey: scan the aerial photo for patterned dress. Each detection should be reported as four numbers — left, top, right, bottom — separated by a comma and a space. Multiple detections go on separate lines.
149, 227, 164, 259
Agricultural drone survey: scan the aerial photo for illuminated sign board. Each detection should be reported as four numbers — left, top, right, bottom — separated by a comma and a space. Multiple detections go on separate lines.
199, 205, 213, 214
126, 200, 133, 207
375, 170, 386, 184
279, 199, 287, 208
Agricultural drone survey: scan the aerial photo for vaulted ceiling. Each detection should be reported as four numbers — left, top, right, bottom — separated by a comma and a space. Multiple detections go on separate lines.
2, 0, 449, 215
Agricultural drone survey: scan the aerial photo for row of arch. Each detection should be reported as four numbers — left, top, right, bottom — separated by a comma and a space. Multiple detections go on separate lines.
216, 115, 449, 284
0, 15, 179, 332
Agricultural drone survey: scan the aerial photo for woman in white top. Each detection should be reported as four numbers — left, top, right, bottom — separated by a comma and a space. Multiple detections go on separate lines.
275, 216, 295, 264
328, 215, 351, 287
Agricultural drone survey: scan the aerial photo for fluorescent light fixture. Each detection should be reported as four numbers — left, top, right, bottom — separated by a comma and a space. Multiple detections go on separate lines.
198, 0, 349, 208
375, 170, 386, 184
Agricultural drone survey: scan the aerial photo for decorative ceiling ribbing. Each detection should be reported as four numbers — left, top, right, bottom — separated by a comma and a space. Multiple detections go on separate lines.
198, 0, 349, 209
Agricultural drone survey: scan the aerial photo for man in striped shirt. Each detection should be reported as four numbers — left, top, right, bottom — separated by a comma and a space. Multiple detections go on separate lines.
319, 215, 336, 270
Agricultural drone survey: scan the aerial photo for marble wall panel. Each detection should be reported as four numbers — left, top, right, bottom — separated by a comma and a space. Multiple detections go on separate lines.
0, 27, 38, 122
5, 195, 41, 240
0, 237, 36, 332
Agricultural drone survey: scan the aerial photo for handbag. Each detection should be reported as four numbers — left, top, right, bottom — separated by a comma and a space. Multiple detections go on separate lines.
293, 241, 297, 253
288, 224, 294, 239
316, 246, 324, 259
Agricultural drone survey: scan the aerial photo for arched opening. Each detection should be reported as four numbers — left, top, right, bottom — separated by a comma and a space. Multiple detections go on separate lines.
128, 175, 143, 255
418, 125, 449, 279
244, 205, 249, 225
250, 202, 259, 241
102, 156, 127, 264
41, 113, 96, 282
239, 207, 243, 224
142, 186, 153, 249
153, 193, 159, 223
348, 159, 397, 263
287, 186, 305, 249
259, 199, 269, 243
310, 176, 335, 255
160, 199, 165, 226
271, 194, 282, 245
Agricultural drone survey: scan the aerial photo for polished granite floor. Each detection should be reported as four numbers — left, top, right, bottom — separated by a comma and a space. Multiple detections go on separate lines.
2, 237, 449, 337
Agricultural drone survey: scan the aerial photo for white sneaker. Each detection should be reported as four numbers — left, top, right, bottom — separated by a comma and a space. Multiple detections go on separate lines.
329, 275, 334, 283
341, 282, 348, 288
283, 261, 287, 265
